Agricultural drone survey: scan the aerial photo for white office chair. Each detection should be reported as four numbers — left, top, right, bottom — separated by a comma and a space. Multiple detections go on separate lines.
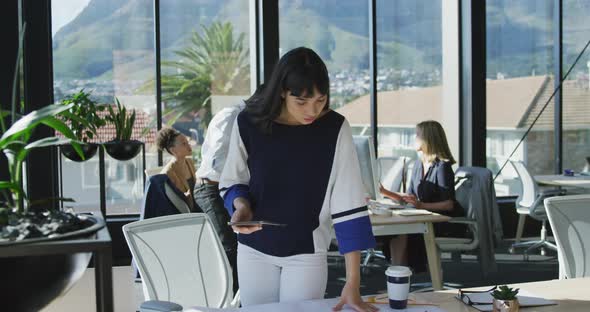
123, 214, 239, 311
545, 195, 590, 279
509, 161, 563, 259
435, 171, 479, 255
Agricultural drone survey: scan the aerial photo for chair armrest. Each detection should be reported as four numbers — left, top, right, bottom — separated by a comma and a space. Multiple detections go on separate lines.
447, 217, 479, 244
140, 300, 183, 312
229, 289, 241, 308
447, 217, 477, 226
437, 217, 479, 251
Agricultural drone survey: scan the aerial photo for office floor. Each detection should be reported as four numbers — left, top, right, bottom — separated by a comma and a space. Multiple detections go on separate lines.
327, 239, 558, 297
43, 238, 558, 312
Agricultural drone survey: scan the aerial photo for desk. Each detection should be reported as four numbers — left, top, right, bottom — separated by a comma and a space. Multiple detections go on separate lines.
370, 212, 451, 291
413, 277, 590, 312
186, 277, 590, 311
535, 174, 590, 189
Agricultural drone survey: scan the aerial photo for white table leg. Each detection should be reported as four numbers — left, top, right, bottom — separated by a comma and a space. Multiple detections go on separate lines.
423, 222, 443, 290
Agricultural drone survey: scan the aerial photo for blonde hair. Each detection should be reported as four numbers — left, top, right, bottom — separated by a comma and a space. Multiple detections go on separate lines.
416, 120, 456, 165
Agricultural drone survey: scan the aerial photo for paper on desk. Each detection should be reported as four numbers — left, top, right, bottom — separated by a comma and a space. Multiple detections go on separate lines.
456, 290, 556, 312
395, 209, 433, 216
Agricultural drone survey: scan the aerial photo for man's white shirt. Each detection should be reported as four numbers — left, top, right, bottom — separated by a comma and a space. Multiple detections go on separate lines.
196, 101, 246, 181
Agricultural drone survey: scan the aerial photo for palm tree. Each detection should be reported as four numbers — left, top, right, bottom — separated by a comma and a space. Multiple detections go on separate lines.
158, 22, 250, 127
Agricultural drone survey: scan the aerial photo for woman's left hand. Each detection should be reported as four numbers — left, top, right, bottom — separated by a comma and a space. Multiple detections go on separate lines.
332, 282, 379, 312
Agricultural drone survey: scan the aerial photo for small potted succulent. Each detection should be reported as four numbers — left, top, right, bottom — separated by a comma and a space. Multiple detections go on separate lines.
103, 98, 142, 161
58, 89, 106, 161
492, 285, 520, 312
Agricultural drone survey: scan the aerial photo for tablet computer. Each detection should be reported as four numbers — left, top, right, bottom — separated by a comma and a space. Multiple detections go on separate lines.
227, 221, 287, 227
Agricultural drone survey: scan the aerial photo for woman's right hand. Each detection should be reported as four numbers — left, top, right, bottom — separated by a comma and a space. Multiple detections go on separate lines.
378, 183, 387, 195
231, 197, 262, 234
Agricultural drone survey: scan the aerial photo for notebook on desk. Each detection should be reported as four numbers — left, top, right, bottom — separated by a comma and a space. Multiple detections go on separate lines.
456, 290, 556, 311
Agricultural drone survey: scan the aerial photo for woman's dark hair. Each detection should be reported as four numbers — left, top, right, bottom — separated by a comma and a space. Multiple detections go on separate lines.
245, 47, 330, 134
156, 127, 181, 154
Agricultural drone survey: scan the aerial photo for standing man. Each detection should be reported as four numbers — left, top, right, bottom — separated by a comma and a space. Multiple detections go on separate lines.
194, 100, 245, 293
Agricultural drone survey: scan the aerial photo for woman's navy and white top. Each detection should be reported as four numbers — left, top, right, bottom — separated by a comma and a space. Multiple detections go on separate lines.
219, 110, 376, 257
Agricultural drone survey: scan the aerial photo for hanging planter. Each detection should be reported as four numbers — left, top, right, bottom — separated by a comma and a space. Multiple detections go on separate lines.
104, 140, 143, 161
60, 143, 98, 162
103, 98, 142, 161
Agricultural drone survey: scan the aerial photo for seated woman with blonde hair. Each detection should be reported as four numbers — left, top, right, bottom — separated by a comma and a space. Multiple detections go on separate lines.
379, 120, 465, 272
156, 127, 197, 211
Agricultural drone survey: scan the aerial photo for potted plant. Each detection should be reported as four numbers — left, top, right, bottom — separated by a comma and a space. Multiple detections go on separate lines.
0, 24, 105, 311
103, 98, 142, 161
492, 285, 520, 312
58, 89, 106, 162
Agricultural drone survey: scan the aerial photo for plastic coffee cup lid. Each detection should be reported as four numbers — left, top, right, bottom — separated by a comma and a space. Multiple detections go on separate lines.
386, 266, 412, 277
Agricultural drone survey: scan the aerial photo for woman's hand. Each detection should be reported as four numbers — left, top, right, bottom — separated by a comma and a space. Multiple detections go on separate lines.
231, 197, 262, 234
332, 282, 378, 312
378, 183, 387, 195
379, 183, 402, 202
402, 195, 422, 209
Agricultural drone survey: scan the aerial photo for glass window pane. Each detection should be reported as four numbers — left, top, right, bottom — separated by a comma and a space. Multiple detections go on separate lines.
279, 0, 370, 136
375, 0, 445, 156
160, 0, 253, 166
563, 0, 590, 173
486, 0, 555, 196
52, 0, 156, 215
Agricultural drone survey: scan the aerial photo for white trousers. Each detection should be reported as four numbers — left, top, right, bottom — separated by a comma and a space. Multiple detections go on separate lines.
237, 243, 328, 306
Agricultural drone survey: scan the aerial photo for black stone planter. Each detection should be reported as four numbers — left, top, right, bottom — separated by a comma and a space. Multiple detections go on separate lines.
0, 215, 106, 311
104, 140, 142, 161
60, 143, 99, 162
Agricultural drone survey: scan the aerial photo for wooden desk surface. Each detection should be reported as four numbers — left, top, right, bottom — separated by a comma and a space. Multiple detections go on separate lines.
370, 211, 451, 225
413, 277, 590, 312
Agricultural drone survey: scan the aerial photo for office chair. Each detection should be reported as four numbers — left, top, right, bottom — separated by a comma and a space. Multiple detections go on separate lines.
123, 214, 240, 311
509, 161, 564, 259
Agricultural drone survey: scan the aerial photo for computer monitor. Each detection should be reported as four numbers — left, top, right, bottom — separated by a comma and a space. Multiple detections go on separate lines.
352, 136, 380, 200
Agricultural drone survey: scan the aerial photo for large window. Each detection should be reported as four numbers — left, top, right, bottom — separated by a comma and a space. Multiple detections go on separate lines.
486, 0, 555, 196
159, 0, 253, 165
279, 0, 370, 132
52, 0, 254, 215
52, 0, 156, 215
563, 0, 590, 173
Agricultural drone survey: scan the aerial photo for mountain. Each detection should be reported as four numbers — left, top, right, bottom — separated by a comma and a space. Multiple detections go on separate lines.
51, 0, 590, 81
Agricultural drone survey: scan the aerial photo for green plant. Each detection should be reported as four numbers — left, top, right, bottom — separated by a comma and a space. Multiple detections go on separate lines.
59, 89, 106, 142
138, 22, 249, 128
105, 98, 136, 141
491, 286, 520, 301
0, 24, 84, 214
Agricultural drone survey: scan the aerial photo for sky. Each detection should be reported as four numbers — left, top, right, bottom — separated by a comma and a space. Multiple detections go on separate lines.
51, 0, 92, 36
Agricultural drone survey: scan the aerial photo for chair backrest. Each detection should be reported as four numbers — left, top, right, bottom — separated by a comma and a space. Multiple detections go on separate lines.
377, 156, 409, 193
353, 136, 379, 200
145, 167, 164, 178
145, 167, 191, 214
510, 160, 539, 208
545, 195, 590, 279
123, 214, 233, 308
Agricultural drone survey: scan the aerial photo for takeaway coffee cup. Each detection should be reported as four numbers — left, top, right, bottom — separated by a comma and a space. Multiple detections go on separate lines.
385, 266, 412, 309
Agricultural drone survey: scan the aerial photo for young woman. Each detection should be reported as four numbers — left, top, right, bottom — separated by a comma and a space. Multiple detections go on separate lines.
219, 47, 377, 312
156, 127, 197, 210
379, 120, 464, 271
